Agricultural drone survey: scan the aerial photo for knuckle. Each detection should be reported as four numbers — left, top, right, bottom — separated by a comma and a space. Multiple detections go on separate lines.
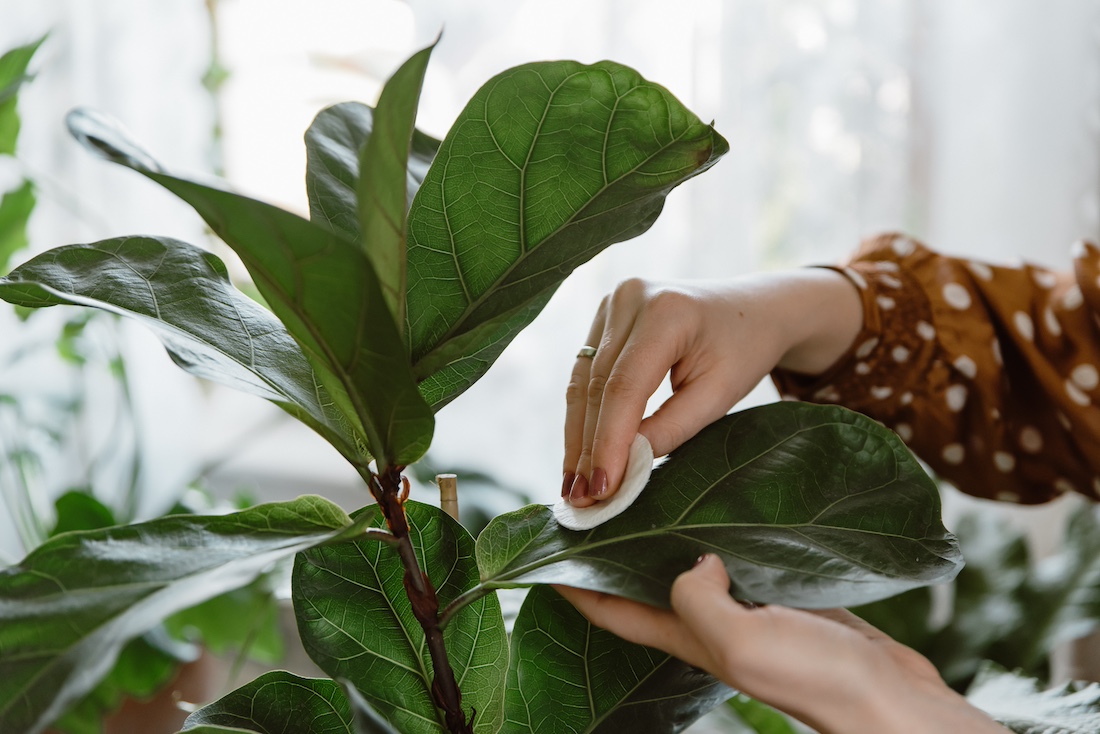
586, 373, 610, 406
565, 378, 588, 406
602, 372, 637, 401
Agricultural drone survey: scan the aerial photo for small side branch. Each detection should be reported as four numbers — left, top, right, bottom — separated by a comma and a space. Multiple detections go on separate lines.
371, 467, 473, 734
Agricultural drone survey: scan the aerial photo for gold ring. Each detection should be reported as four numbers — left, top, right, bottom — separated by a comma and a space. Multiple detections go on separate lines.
576, 346, 598, 359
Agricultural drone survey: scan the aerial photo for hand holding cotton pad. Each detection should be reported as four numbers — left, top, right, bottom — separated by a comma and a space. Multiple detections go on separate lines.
552, 434, 655, 530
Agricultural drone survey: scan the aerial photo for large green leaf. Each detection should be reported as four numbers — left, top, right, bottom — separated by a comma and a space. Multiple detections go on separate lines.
966, 662, 1100, 734
66, 108, 433, 468
0, 36, 46, 156
472, 403, 961, 610
293, 501, 507, 734
0, 236, 367, 462
0, 178, 35, 273
0, 496, 354, 734
503, 585, 730, 733
357, 42, 435, 333
724, 694, 801, 734
182, 672, 353, 734
404, 60, 729, 407
305, 103, 439, 248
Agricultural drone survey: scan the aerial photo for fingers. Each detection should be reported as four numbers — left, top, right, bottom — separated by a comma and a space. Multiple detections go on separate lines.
552, 584, 700, 665
563, 303, 606, 503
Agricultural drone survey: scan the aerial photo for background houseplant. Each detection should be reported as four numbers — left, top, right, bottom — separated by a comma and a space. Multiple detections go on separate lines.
1, 36, 1075, 734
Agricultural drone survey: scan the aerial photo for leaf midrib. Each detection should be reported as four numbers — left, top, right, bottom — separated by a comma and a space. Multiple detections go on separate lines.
415, 68, 700, 360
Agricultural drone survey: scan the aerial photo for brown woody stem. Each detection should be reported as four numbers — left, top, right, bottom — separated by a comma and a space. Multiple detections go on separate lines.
370, 467, 474, 734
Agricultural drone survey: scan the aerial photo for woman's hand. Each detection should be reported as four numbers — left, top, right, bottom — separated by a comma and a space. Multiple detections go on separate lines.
563, 269, 864, 505
555, 555, 1006, 734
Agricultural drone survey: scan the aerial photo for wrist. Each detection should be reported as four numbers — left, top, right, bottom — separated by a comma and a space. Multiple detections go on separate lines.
773, 268, 863, 375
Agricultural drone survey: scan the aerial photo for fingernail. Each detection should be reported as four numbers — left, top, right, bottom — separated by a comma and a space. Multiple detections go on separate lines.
590, 468, 608, 498
561, 472, 575, 498
694, 553, 710, 567
569, 474, 589, 501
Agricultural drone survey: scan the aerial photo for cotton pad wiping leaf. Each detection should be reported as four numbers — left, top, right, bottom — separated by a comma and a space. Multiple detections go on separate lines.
553, 434, 654, 530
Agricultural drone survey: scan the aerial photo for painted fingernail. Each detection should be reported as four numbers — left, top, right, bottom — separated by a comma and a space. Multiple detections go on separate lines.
569, 474, 589, 501
590, 468, 608, 498
694, 553, 710, 567
561, 472, 575, 498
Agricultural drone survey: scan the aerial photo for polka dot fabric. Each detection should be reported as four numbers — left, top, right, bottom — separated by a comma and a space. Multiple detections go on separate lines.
772, 232, 1100, 504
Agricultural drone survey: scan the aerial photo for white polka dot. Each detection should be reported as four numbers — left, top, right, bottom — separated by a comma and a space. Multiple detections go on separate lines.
879, 274, 903, 289
892, 236, 916, 256
1032, 270, 1058, 289
966, 262, 994, 281
1072, 363, 1099, 390
916, 321, 936, 341
855, 361, 871, 375
900, 391, 913, 405
1014, 312, 1034, 341
1066, 380, 1091, 406
991, 408, 1001, 420
1019, 426, 1043, 453
1064, 285, 1084, 310
943, 283, 972, 310
945, 385, 968, 412
992, 338, 1003, 365
953, 355, 977, 379
814, 385, 840, 402
895, 423, 913, 442
1055, 478, 1076, 495
1043, 307, 1062, 337
942, 444, 965, 464
873, 261, 900, 273
877, 295, 896, 310
855, 338, 879, 359
843, 267, 868, 290
996, 489, 1020, 502
993, 451, 1016, 472
871, 386, 894, 400
1058, 411, 1073, 430
1073, 239, 1090, 259
892, 346, 910, 363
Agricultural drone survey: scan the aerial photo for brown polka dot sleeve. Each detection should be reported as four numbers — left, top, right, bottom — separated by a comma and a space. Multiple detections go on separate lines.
772, 232, 1100, 504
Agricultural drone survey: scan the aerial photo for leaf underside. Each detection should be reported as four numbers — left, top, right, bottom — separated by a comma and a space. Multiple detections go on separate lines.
967, 662, 1100, 734
293, 501, 507, 734
503, 586, 730, 733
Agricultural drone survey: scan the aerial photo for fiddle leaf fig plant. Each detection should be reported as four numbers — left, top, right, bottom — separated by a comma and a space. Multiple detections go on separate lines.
0, 42, 962, 734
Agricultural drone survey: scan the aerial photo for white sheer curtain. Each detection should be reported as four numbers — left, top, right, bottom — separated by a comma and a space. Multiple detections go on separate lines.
2, 1, 1099, 554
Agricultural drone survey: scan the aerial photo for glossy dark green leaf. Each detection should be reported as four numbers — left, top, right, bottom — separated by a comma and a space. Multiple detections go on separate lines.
357, 42, 435, 333
0, 36, 46, 156
66, 108, 433, 468
305, 103, 439, 247
0, 496, 353, 734
473, 403, 961, 610
294, 501, 507, 734
404, 60, 728, 408
0, 178, 34, 273
0, 236, 368, 463
182, 672, 353, 734
503, 585, 730, 733
966, 662, 1100, 734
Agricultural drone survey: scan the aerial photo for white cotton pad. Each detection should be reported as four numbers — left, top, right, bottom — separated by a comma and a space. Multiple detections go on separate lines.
552, 434, 655, 531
